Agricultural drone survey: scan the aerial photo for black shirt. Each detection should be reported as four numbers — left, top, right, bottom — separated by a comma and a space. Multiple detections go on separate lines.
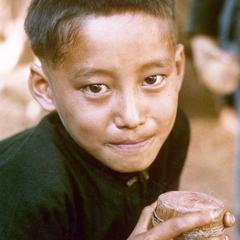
0, 109, 190, 240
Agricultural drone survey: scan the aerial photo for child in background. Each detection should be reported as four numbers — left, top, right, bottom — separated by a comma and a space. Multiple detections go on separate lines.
186, 0, 240, 237
186, 0, 240, 132
0, 0, 235, 239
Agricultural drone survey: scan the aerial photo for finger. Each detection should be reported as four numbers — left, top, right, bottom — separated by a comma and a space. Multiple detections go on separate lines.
223, 212, 235, 228
147, 210, 220, 240
223, 234, 230, 240
130, 201, 157, 236
206, 234, 230, 240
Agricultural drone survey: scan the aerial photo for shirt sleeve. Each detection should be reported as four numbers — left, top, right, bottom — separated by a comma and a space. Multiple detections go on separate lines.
0, 168, 71, 239
185, 0, 225, 37
0, 126, 75, 240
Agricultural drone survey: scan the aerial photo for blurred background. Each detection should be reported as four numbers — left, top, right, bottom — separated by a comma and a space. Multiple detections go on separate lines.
0, 0, 236, 238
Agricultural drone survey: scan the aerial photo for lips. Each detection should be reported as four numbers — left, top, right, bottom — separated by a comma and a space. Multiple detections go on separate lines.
107, 136, 154, 152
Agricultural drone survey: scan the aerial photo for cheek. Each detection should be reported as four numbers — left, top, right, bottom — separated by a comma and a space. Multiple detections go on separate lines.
64, 100, 110, 137
152, 88, 178, 118
151, 88, 179, 131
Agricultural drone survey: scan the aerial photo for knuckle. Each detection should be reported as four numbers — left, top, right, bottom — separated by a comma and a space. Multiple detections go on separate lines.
170, 219, 184, 232
170, 217, 190, 234
142, 234, 157, 240
142, 206, 153, 215
224, 234, 230, 240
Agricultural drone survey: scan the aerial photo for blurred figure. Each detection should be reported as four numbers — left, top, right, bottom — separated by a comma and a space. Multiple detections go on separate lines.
186, 0, 240, 133
0, 0, 41, 121
186, 0, 240, 237
0, 0, 28, 74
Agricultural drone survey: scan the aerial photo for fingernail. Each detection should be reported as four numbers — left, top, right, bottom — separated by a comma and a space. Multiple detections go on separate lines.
226, 212, 235, 225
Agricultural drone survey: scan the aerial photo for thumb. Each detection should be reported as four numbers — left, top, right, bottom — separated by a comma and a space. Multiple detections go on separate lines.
223, 211, 235, 228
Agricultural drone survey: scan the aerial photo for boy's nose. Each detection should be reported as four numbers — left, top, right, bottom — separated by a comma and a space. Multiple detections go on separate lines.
114, 91, 146, 129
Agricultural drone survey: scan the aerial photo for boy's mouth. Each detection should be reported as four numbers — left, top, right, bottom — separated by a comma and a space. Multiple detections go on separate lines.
107, 136, 154, 152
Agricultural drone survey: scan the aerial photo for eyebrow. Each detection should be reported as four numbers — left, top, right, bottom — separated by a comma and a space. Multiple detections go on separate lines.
70, 67, 116, 83
70, 58, 173, 83
139, 59, 173, 72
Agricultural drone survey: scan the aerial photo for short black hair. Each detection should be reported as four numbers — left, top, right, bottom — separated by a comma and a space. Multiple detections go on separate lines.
24, 0, 176, 68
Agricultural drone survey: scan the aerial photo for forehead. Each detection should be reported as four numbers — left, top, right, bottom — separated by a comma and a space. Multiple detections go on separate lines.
85, 13, 173, 46
83, 12, 171, 36
52, 13, 175, 75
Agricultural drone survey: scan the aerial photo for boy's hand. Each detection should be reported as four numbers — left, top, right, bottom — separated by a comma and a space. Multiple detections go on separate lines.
127, 202, 235, 240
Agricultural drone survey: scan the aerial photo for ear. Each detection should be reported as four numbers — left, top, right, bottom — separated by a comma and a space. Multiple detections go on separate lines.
28, 62, 56, 112
174, 44, 185, 92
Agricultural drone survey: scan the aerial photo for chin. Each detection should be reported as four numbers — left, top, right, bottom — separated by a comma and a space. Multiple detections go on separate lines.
110, 159, 154, 173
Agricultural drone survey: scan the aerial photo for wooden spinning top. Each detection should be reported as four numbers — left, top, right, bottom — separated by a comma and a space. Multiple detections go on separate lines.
152, 191, 225, 239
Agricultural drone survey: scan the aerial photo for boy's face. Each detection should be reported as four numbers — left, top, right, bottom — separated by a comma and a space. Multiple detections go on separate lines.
32, 13, 185, 173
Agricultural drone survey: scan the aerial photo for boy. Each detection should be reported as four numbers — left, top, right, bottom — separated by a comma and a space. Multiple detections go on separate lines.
0, 0, 234, 239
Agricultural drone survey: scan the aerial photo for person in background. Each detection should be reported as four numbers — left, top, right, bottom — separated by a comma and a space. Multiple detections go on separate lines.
186, 0, 240, 133
186, 0, 240, 237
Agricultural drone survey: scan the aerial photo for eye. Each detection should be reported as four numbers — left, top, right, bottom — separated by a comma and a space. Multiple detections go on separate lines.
82, 84, 110, 96
143, 74, 166, 88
